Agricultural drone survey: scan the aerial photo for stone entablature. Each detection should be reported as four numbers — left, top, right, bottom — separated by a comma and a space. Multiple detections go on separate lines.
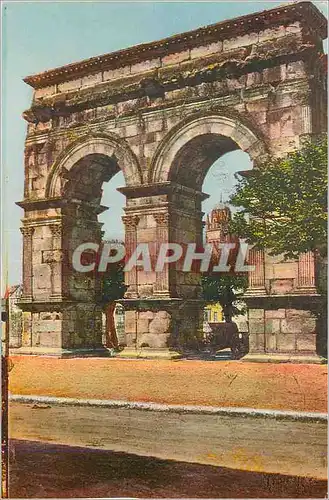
24, 2, 326, 90
17, 2, 327, 359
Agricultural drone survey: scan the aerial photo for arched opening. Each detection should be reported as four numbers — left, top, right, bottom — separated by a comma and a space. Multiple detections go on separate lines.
99, 170, 126, 348
58, 153, 126, 349
202, 149, 253, 355
164, 132, 254, 298
147, 115, 264, 352
42, 134, 140, 350
202, 149, 253, 217
169, 133, 239, 191
99, 171, 125, 242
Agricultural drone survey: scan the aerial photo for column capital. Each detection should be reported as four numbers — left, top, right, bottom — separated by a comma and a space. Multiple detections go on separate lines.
49, 223, 62, 237
122, 215, 140, 229
20, 226, 34, 237
153, 213, 169, 226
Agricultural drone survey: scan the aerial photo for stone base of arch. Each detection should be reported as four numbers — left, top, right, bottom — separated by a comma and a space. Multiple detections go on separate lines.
242, 294, 325, 364
14, 299, 104, 355
118, 298, 204, 354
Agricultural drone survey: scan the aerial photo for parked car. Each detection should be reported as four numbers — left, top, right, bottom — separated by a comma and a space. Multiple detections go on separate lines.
201, 322, 248, 359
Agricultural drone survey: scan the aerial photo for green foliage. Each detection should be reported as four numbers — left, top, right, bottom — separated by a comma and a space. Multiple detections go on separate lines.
229, 138, 328, 259
202, 274, 248, 321
100, 259, 126, 305
99, 241, 126, 305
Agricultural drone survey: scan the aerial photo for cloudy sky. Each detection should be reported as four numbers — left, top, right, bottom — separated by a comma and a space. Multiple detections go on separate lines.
2, 0, 327, 284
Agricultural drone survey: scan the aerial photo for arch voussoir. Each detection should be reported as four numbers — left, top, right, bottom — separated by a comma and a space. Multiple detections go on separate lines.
46, 133, 142, 198
150, 112, 267, 185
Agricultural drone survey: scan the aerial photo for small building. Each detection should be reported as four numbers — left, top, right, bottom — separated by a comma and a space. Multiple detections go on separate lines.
204, 303, 223, 323
203, 202, 248, 333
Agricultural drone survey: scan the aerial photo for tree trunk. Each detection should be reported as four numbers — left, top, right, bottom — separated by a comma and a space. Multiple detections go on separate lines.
105, 302, 118, 348
223, 304, 233, 323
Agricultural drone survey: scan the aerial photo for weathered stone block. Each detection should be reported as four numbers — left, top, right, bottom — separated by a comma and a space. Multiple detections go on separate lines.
249, 320, 265, 334
103, 65, 130, 81
147, 119, 165, 134
42, 250, 63, 263
33, 265, 51, 289
125, 333, 136, 346
257, 26, 286, 43
58, 78, 82, 92
137, 318, 150, 334
262, 66, 282, 84
190, 41, 222, 59
273, 263, 297, 279
131, 58, 160, 74
286, 309, 313, 320
33, 237, 53, 251
223, 32, 258, 51
265, 332, 277, 351
277, 333, 296, 352
138, 284, 154, 297
248, 309, 264, 319
246, 71, 262, 88
124, 123, 140, 137
139, 311, 155, 320
285, 21, 302, 34
81, 72, 102, 87
149, 311, 171, 335
34, 85, 57, 99
296, 334, 316, 352
161, 50, 190, 66
281, 317, 315, 335
286, 60, 307, 80
265, 309, 286, 319
138, 333, 168, 348
39, 331, 61, 348
270, 279, 294, 294
125, 311, 137, 334
256, 333, 265, 350
265, 319, 281, 334
248, 333, 258, 350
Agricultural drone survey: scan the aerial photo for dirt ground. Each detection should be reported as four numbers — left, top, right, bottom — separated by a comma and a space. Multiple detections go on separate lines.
8, 356, 327, 412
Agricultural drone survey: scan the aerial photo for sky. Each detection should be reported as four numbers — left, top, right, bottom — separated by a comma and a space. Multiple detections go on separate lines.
2, 0, 328, 285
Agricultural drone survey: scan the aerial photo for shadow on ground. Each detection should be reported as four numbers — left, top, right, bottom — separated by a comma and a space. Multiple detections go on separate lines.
9, 439, 327, 498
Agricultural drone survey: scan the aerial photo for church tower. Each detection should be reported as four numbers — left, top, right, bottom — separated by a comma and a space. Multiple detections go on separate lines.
205, 202, 233, 246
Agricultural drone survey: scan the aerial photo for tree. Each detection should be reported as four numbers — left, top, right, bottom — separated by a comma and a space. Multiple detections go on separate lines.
202, 274, 248, 322
229, 137, 327, 259
99, 242, 126, 349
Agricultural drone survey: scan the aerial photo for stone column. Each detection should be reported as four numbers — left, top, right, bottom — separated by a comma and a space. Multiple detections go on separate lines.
153, 212, 170, 297
20, 226, 34, 301
300, 104, 312, 135
122, 214, 140, 298
245, 247, 266, 295
297, 251, 317, 293
49, 223, 62, 299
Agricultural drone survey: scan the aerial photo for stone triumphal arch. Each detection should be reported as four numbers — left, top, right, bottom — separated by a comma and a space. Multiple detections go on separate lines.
17, 2, 327, 359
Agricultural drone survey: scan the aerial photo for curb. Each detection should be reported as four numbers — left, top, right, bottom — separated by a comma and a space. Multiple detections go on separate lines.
9, 394, 328, 422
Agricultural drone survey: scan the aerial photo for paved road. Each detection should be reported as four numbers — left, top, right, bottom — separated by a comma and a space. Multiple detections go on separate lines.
9, 439, 327, 498
9, 402, 327, 480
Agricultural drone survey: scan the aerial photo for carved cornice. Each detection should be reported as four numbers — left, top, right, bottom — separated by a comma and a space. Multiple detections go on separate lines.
17, 197, 63, 211
24, 2, 326, 90
23, 42, 322, 124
